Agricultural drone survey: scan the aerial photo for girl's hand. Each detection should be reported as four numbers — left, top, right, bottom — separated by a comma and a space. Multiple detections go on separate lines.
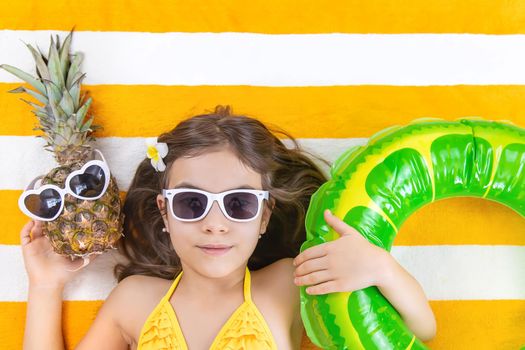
293, 210, 437, 340
293, 209, 392, 295
21, 220, 90, 289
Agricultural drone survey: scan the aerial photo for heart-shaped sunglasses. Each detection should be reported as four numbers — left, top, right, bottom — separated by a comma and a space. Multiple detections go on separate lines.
18, 150, 111, 221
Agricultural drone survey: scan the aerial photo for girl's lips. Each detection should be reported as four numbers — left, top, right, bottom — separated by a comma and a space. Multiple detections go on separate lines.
197, 245, 232, 256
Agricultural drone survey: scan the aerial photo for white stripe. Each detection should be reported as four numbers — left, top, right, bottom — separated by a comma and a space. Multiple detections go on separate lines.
0, 245, 523, 301
391, 245, 525, 300
2, 30, 525, 86
0, 136, 366, 190
0, 246, 125, 301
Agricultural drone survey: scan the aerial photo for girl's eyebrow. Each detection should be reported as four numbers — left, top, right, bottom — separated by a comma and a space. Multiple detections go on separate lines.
173, 183, 257, 191
173, 182, 199, 189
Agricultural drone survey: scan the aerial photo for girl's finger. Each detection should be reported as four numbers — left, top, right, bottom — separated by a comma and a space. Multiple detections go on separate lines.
20, 221, 34, 245
324, 209, 360, 237
294, 269, 332, 287
30, 220, 45, 239
293, 243, 328, 267
305, 280, 341, 295
294, 256, 328, 277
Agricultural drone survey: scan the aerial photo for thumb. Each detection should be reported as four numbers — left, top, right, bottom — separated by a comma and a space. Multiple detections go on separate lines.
31, 220, 45, 239
323, 209, 359, 237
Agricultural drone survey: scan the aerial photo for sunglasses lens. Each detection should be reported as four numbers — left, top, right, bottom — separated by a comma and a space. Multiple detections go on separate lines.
69, 165, 106, 198
24, 188, 62, 219
224, 192, 259, 220
172, 192, 208, 220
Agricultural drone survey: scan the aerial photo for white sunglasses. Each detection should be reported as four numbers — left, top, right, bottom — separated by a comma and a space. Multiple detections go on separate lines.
162, 188, 269, 222
18, 150, 111, 221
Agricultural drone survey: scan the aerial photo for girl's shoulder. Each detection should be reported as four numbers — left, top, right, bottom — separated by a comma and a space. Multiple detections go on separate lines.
250, 258, 303, 347
106, 274, 174, 342
110, 273, 173, 316
251, 258, 299, 318
114, 274, 172, 301
78, 274, 174, 348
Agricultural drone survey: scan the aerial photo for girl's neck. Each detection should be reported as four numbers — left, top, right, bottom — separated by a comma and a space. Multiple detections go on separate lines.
177, 265, 246, 298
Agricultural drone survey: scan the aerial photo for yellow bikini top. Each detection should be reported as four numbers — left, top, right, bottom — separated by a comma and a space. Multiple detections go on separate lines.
137, 268, 278, 350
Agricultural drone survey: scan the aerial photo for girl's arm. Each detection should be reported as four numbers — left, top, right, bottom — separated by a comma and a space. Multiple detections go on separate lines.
293, 210, 436, 341
21, 221, 128, 350
373, 253, 436, 341
24, 284, 65, 350
21, 220, 76, 350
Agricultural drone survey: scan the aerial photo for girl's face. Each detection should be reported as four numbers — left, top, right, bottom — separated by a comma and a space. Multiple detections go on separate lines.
156, 147, 272, 278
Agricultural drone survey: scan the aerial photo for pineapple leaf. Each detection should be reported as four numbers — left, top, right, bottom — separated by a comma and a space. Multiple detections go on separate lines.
8, 86, 25, 93
20, 98, 47, 113
63, 124, 73, 141
70, 72, 86, 88
0, 64, 46, 95
80, 117, 93, 132
66, 53, 83, 89
79, 92, 87, 105
35, 45, 48, 64
53, 130, 70, 146
47, 36, 65, 91
43, 79, 61, 107
34, 113, 53, 127
67, 73, 86, 109
75, 97, 92, 126
24, 43, 50, 81
31, 109, 48, 118
46, 86, 67, 122
8, 86, 48, 104
59, 88, 75, 116
44, 104, 53, 115
59, 30, 73, 81
55, 104, 67, 121
36, 115, 53, 125
68, 81, 81, 110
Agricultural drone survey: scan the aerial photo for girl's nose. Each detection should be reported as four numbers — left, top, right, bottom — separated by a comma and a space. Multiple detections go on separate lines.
202, 201, 229, 234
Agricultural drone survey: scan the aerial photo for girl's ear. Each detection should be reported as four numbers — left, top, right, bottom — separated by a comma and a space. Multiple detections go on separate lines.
260, 198, 274, 234
156, 194, 169, 228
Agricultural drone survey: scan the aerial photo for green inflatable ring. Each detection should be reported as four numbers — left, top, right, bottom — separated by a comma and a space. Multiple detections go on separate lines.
300, 118, 525, 349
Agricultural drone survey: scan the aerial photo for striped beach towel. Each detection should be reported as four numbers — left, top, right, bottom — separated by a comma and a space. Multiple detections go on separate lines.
0, 1, 524, 349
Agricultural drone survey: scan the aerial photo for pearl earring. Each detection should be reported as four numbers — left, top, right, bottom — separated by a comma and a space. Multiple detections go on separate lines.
162, 227, 168, 233
258, 234, 262, 239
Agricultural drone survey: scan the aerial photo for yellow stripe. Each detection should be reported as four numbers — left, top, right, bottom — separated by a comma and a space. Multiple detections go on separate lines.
3, 193, 524, 246
2, 191, 27, 245
426, 300, 525, 350
397, 197, 525, 246
3, 300, 522, 349
3, 84, 525, 138
0, 300, 103, 349
0, 1, 524, 34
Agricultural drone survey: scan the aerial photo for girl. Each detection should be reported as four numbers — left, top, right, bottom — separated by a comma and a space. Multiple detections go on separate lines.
21, 106, 436, 349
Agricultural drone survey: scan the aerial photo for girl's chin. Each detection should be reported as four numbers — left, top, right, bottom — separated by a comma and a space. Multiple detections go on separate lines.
194, 262, 248, 279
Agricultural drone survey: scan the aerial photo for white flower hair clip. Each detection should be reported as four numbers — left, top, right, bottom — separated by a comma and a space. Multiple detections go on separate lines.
146, 137, 169, 172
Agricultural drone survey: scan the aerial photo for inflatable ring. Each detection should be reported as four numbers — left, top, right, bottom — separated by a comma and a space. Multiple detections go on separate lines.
300, 118, 525, 349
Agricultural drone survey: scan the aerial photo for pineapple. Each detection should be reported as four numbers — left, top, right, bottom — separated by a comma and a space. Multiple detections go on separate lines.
1, 30, 123, 259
